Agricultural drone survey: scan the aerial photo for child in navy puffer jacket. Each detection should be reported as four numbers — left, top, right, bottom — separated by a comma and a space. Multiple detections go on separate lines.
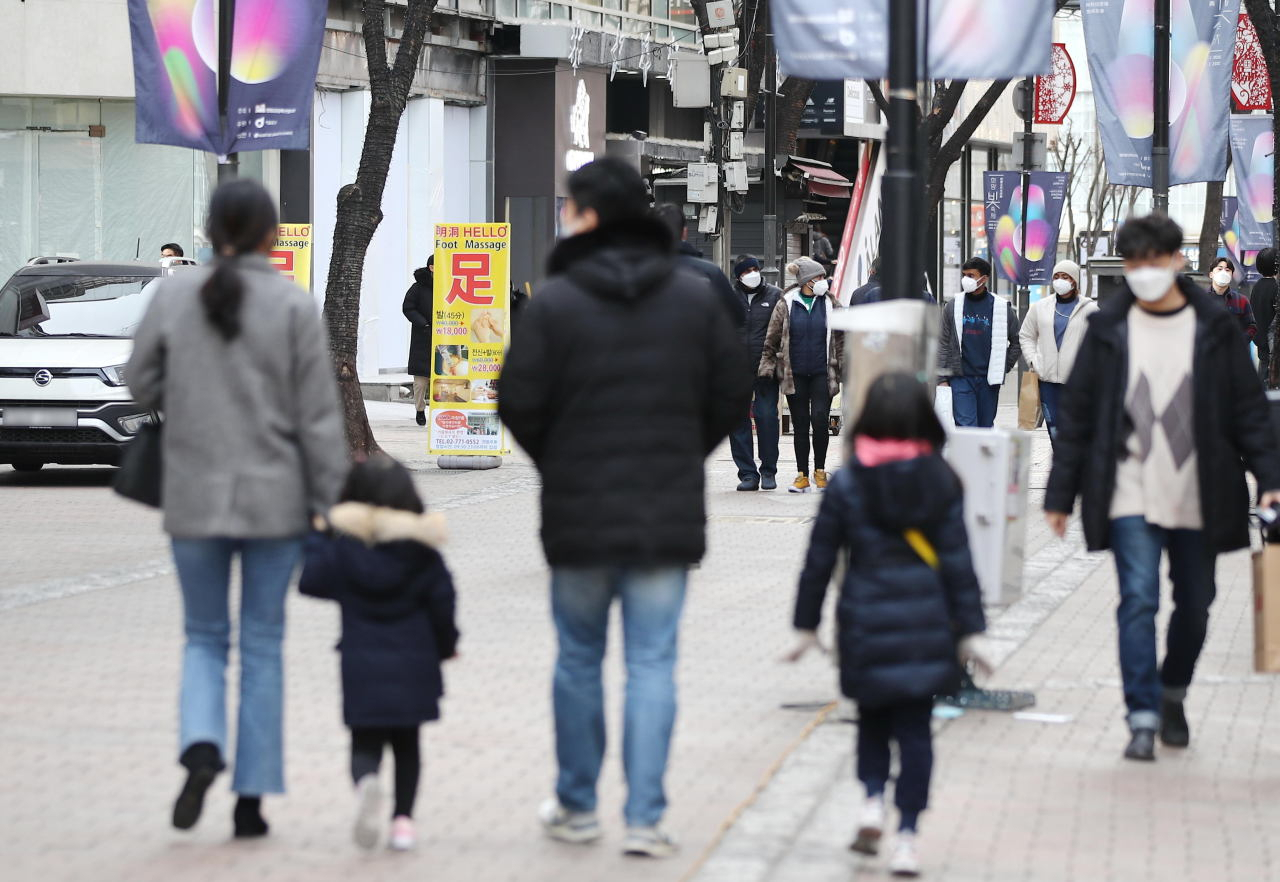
785, 372, 990, 878
300, 454, 459, 853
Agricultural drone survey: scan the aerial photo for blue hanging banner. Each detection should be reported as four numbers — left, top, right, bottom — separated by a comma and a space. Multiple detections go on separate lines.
983, 171, 1070, 287
1230, 114, 1275, 250
1083, 0, 1240, 187
772, 0, 1053, 81
1220, 196, 1263, 284
128, 0, 326, 154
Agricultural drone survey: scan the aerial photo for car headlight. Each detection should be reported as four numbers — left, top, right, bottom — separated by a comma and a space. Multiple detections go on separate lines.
118, 413, 154, 434
103, 364, 128, 387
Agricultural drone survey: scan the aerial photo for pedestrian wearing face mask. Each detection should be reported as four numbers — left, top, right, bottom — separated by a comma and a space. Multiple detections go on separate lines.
730, 255, 784, 491
1251, 248, 1278, 386
1207, 256, 1256, 344
936, 258, 1021, 428
1045, 214, 1280, 763
1018, 260, 1098, 444
759, 257, 844, 493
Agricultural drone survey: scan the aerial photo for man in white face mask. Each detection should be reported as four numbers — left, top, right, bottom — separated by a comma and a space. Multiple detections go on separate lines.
1017, 260, 1099, 445
1206, 256, 1257, 345
936, 257, 1021, 428
730, 255, 784, 490
1045, 214, 1280, 763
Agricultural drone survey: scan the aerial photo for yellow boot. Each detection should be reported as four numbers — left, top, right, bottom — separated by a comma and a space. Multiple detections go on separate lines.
789, 473, 811, 493
814, 469, 829, 490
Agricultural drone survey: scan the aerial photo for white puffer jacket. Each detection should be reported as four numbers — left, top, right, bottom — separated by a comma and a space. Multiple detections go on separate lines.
1018, 294, 1099, 384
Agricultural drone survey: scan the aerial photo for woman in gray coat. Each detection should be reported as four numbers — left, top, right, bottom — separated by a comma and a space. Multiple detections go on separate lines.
127, 180, 348, 838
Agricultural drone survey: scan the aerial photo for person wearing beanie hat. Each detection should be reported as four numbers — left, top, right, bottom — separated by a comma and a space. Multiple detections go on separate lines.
1018, 259, 1098, 444
730, 254, 785, 490
935, 257, 1021, 428
759, 256, 843, 493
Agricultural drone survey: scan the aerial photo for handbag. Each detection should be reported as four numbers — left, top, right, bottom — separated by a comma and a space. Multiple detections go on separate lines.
114, 420, 163, 507
1018, 369, 1042, 431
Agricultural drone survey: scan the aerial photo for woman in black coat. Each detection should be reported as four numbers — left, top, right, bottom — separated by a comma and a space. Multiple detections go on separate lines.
402, 257, 434, 426
785, 373, 987, 876
300, 455, 459, 852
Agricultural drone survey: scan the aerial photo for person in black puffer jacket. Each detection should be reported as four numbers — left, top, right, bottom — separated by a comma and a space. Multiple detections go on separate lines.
402, 257, 435, 426
300, 455, 458, 853
499, 159, 749, 855
785, 372, 988, 877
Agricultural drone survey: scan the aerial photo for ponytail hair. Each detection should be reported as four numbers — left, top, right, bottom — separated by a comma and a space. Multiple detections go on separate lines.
201, 179, 279, 341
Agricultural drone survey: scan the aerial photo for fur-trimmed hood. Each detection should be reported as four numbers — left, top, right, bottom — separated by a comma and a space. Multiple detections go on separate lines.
328, 502, 448, 548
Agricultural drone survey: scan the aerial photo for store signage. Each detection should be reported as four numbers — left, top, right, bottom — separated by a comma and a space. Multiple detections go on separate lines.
268, 224, 312, 290
565, 79, 594, 171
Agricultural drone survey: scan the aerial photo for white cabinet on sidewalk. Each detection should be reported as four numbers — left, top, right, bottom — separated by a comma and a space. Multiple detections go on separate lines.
945, 428, 1032, 607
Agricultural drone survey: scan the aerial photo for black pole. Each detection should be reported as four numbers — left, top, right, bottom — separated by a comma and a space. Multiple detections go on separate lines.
880, 0, 919, 300
217, 0, 239, 181
1019, 76, 1034, 318
763, 0, 779, 285
1152, 0, 1170, 213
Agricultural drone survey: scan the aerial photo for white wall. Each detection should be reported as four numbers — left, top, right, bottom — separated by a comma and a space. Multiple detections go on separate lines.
312, 91, 489, 377
0, 0, 135, 98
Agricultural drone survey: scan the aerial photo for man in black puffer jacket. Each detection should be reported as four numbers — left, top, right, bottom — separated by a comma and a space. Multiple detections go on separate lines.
499, 158, 749, 857
728, 254, 784, 491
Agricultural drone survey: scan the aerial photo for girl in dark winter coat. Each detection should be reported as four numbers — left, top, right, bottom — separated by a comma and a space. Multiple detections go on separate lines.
300, 455, 459, 852
785, 372, 989, 878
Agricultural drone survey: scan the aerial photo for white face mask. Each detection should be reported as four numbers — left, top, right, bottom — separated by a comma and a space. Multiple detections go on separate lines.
1052, 278, 1075, 296
1125, 265, 1177, 303
1212, 269, 1233, 288
741, 271, 762, 289
960, 275, 982, 294
810, 279, 830, 298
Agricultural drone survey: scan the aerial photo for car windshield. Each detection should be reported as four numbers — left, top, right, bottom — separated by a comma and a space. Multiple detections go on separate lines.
0, 274, 161, 338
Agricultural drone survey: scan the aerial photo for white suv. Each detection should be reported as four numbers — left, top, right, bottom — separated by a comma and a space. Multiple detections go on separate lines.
0, 257, 193, 471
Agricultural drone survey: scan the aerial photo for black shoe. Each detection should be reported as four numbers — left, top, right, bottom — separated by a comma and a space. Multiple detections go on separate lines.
415, 410, 426, 427
737, 477, 760, 491
233, 796, 270, 839
761, 474, 778, 491
173, 742, 224, 830
1160, 699, 1190, 747
1124, 729, 1157, 762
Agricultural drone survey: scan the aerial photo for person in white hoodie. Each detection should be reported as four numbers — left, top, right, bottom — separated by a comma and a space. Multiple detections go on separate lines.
1018, 260, 1098, 443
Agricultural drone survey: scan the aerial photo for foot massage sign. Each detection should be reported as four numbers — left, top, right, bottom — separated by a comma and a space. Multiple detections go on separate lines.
429, 224, 511, 456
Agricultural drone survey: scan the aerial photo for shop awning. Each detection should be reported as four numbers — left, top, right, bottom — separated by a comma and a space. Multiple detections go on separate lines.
786, 159, 854, 199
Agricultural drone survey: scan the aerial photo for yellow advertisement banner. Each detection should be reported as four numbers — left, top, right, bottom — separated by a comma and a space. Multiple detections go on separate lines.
269, 223, 313, 289
428, 222, 511, 455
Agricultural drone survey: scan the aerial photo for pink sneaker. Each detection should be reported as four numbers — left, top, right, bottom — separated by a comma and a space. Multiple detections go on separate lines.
389, 815, 415, 851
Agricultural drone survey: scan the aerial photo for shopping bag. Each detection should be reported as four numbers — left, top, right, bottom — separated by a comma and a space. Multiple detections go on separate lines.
934, 384, 954, 430
1018, 369, 1042, 431
1252, 544, 1280, 672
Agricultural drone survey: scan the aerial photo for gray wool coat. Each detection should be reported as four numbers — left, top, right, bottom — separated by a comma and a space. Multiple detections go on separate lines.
127, 256, 348, 539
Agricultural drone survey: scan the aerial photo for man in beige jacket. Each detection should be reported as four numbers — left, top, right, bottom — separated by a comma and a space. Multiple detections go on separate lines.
1019, 260, 1098, 444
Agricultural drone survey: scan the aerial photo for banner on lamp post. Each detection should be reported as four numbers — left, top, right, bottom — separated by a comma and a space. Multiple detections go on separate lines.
1220, 196, 1262, 284
1083, 0, 1240, 188
1230, 115, 1275, 251
127, 0, 326, 154
983, 171, 1070, 287
773, 0, 1052, 81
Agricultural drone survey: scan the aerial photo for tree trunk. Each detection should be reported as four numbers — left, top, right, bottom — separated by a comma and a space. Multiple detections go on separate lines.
924, 79, 1012, 228
776, 78, 815, 155
1198, 179, 1226, 273
323, 0, 437, 456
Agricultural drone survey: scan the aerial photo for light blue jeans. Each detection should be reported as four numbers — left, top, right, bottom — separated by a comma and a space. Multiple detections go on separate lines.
550, 566, 688, 827
171, 537, 302, 795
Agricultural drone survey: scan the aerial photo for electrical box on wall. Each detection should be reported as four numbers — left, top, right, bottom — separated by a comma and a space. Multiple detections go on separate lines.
724, 161, 748, 192
730, 101, 745, 130
671, 52, 711, 108
699, 205, 719, 234
720, 67, 748, 98
687, 162, 720, 203
728, 131, 744, 160
705, 0, 735, 26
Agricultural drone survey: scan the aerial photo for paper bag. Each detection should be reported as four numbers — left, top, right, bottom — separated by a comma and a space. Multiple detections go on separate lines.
1252, 545, 1280, 672
1018, 369, 1042, 431
934, 384, 954, 430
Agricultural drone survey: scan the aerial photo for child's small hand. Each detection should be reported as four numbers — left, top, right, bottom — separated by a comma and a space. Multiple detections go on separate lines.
781, 629, 824, 662
957, 634, 995, 678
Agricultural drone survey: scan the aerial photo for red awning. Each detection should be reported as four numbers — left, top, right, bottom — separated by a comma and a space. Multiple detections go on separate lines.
790, 161, 853, 198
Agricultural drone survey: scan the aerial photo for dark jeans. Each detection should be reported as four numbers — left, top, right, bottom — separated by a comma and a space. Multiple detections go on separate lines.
857, 699, 934, 833
950, 376, 1000, 428
351, 726, 421, 818
729, 377, 781, 481
787, 374, 832, 475
1109, 517, 1217, 731
1259, 345, 1271, 387
1040, 380, 1065, 445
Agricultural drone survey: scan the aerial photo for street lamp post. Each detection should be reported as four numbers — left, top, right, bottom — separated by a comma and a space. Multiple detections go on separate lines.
1152, 0, 1170, 213
217, 0, 239, 182
762, 0, 780, 286
880, 0, 920, 301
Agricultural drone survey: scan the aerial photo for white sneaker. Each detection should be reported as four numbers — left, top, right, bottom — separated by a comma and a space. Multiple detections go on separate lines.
849, 795, 885, 855
538, 798, 602, 844
622, 825, 679, 858
889, 831, 922, 877
389, 815, 415, 851
353, 774, 385, 850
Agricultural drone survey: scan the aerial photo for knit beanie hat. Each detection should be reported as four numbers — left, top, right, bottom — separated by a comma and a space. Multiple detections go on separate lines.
733, 256, 762, 278
1052, 259, 1080, 286
793, 256, 826, 289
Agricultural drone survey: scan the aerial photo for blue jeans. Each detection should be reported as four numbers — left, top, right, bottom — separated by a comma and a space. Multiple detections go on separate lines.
171, 537, 303, 795
729, 377, 780, 481
1109, 518, 1217, 731
1040, 380, 1065, 444
550, 566, 687, 826
950, 376, 1001, 428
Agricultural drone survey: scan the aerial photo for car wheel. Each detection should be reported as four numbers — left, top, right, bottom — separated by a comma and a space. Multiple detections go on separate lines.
11, 461, 44, 472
